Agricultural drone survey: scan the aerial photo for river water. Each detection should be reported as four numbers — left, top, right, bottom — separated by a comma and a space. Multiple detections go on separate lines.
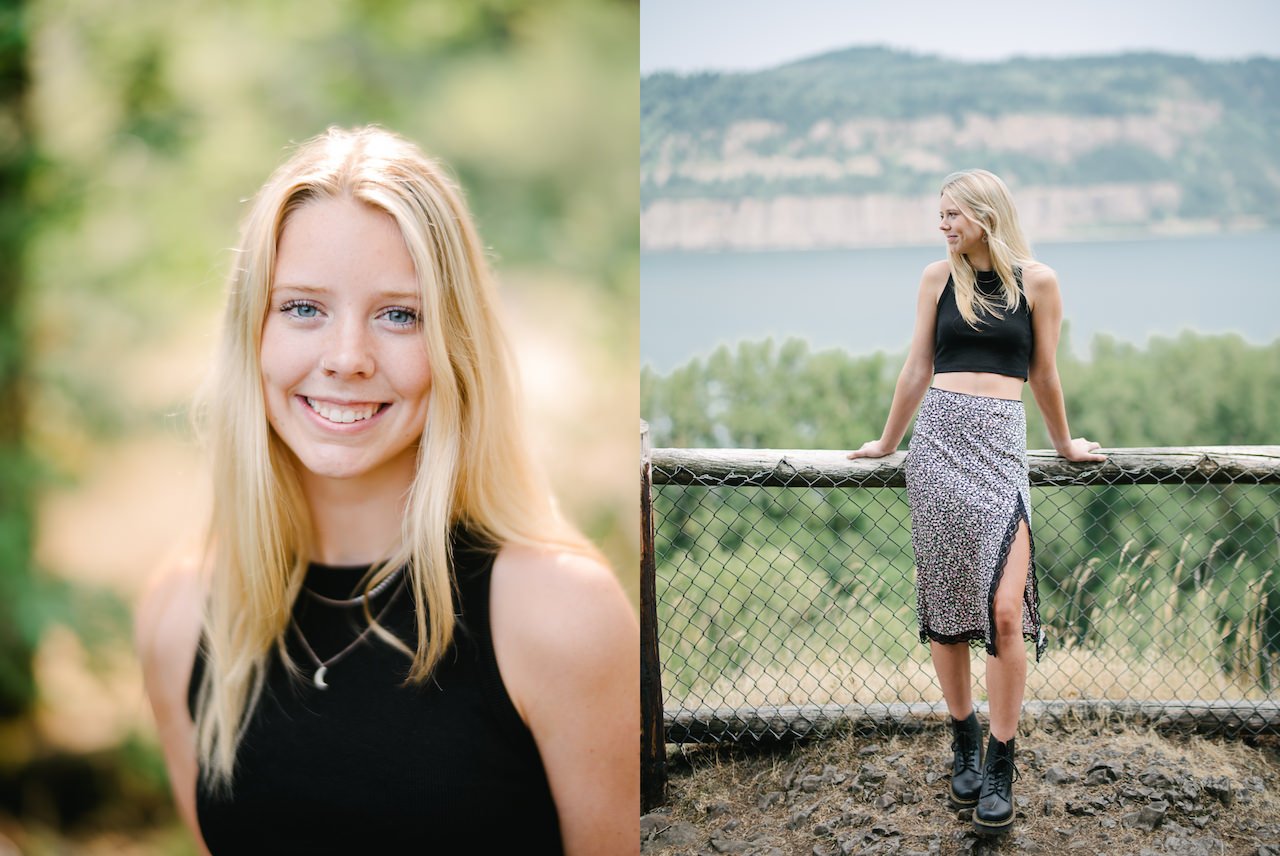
640, 231, 1280, 372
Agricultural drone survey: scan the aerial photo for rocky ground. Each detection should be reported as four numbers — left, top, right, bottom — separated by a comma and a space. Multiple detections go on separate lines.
642, 720, 1280, 856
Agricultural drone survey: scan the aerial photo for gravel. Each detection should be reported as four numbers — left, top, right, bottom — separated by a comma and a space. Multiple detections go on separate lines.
641, 722, 1280, 855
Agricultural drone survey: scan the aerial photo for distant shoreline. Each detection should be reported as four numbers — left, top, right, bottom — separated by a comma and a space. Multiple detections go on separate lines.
642, 222, 1277, 256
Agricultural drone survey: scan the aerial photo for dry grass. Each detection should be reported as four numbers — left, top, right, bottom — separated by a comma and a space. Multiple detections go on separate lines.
672, 642, 1269, 712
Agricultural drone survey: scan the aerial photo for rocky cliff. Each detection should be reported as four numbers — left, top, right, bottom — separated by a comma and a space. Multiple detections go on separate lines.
641, 48, 1280, 250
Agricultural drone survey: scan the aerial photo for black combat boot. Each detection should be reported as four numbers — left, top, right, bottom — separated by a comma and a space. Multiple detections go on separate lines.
948, 711, 983, 808
973, 735, 1018, 836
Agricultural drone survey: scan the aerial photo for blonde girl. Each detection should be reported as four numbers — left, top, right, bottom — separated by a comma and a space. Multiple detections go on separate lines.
849, 168, 1103, 837
137, 126, 638, 855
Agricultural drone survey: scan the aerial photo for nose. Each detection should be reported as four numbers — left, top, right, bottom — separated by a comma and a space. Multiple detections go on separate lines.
321, 317, 375, 377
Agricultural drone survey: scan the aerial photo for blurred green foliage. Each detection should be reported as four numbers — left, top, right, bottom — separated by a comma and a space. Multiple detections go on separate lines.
641, 331, 1280, 450
1, 0, 37, 718
3, 0, 638, 846
29, 0, 637, 457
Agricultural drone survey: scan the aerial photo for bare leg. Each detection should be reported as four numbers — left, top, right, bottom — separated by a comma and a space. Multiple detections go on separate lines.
986, 519, 1031, 741
931, 641, 973, 720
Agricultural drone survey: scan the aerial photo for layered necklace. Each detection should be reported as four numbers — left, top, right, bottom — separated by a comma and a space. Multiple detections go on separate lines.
291, 564, 407, 690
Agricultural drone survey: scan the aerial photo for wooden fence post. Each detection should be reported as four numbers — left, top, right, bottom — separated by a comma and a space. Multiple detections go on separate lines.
640, 420, 667, 810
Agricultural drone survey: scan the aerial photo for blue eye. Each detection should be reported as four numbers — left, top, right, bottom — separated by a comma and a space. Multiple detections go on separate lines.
281, 300, 320, 319
383, 307, 420, 327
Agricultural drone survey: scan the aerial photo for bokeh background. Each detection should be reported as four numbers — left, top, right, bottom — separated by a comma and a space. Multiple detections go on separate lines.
0, 0, 637, 851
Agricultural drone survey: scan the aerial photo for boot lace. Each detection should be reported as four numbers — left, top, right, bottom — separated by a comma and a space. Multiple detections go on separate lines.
951, 732, 980, 776
981, 751, 1020, 802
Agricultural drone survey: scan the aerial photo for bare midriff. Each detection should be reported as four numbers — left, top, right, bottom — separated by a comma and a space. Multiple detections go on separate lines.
932, 371, 1024, 401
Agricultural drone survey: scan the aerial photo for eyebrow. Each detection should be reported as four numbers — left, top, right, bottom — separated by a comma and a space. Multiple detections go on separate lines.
272, 283, 421, 302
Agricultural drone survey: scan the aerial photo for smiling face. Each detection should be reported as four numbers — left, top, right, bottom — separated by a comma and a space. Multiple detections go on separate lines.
938, 192, 987, 257
259, 196, 431, 490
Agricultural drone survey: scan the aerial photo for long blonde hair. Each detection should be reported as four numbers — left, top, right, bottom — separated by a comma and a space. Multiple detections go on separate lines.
940, 168, 1036, 327
194, 126, 586, 788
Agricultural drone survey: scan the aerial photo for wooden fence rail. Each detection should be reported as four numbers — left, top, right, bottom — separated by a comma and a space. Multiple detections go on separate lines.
652, 445, 1280, 488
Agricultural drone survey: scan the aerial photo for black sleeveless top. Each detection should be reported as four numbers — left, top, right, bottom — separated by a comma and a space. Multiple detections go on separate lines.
933, 270, 1034, 380
188, 530, 563, 854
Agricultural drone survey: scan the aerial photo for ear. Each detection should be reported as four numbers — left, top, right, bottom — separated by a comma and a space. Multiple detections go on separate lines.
981, 211, 997, 239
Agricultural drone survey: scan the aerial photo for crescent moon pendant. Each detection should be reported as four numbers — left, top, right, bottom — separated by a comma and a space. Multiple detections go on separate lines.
314, 665, 329, 690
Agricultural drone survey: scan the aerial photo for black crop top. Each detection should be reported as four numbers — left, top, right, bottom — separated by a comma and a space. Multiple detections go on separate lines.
187, 529, 563, 854
933, 269, 1034, 381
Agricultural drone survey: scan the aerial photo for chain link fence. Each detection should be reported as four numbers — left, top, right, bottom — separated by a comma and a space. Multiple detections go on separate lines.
642, 444, 1280, 757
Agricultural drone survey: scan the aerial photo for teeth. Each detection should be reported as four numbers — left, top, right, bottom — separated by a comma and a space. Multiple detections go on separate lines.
306, 398, 380, 424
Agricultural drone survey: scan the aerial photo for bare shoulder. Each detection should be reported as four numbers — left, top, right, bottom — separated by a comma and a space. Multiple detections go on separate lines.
489, 542, 637, 720
918, 259, 950, 300
491, 543, 636, 651
922, 259, 950, 284
136, 552, 211, 852
1021, 261, 1060, 301
490, 544, 639, 850
135, 552, 207, 704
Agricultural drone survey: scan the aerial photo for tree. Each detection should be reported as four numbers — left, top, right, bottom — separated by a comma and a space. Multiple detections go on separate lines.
0, 0, 36, 716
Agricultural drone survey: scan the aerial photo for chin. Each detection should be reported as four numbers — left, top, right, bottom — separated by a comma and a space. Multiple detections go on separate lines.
293, 442, 420, 485
296, 457, 372, 481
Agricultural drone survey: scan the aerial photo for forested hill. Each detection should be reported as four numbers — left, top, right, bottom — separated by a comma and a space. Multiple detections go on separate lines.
641, 48, 1280, 250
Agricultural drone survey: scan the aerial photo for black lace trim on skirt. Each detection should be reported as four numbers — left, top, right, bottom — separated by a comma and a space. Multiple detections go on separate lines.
918, 491, 1046, 662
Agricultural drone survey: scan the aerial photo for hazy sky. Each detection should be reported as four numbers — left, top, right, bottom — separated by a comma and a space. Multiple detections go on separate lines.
641, 0, 1280, 74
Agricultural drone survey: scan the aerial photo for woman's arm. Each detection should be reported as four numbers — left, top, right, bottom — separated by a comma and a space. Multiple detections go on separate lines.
490, 545, 640, 856
1025, 265, 1106, 462
135, 558, 212, 856
848, 261, 949, 459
